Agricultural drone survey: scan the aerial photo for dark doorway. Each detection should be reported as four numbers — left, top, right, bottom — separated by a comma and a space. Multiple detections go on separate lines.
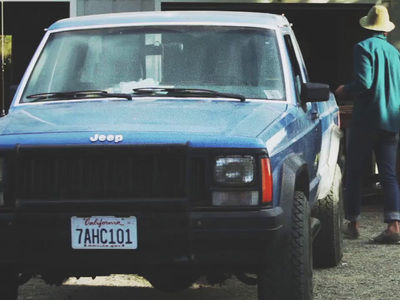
0, 1, 69, 113
162, 3, 371, 95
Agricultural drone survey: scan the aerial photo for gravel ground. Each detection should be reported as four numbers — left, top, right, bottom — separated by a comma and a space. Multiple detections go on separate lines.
314, 203, 400, 300
17, 202, 400, 300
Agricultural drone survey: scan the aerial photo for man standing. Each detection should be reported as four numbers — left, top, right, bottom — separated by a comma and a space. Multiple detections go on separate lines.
335, 5, 400, 243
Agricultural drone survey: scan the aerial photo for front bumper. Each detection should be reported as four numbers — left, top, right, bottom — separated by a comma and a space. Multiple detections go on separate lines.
0, 201, 283, 275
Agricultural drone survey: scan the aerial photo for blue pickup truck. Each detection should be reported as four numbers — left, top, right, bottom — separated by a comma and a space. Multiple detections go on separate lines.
0, 11, 343, 300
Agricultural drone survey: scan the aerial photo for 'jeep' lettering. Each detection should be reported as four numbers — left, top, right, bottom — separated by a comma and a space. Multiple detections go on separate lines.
90, 134, 123, 143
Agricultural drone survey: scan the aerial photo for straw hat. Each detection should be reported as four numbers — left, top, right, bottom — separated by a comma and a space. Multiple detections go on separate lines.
359, 5, 395, 32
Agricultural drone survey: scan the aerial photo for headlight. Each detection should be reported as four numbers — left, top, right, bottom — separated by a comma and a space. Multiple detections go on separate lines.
214, 155, 255, 185
213, 155, 257, 206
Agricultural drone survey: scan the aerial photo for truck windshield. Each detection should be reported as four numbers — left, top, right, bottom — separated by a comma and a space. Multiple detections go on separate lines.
21, 26, 285, 103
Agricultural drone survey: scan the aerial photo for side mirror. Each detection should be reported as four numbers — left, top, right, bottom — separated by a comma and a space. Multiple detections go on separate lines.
301, 82, 330, 103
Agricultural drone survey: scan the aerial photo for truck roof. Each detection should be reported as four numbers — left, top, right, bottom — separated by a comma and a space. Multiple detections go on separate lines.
47, 10, 290, 31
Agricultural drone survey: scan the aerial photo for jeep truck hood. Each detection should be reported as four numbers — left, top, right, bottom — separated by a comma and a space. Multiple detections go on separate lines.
1, 100, 286, 147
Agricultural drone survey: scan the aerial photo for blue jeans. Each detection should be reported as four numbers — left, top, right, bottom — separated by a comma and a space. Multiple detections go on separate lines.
345, 128, 400, 223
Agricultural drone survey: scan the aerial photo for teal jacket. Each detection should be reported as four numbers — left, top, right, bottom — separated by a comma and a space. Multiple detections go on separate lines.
345, 33, 400, 133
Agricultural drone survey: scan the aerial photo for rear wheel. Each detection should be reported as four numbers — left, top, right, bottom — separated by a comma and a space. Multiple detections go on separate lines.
258, 191, 313, 300
312, 164, 343, 268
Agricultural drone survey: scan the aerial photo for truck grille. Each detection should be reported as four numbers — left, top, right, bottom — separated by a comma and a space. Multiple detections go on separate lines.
12, 145, 201, 201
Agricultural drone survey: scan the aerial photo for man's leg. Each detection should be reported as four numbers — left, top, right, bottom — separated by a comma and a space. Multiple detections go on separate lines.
344, 128, 375, 222
374, 131, 400, 230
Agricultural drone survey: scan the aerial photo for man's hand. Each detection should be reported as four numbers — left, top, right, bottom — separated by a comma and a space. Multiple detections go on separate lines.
335, 85, 346, 98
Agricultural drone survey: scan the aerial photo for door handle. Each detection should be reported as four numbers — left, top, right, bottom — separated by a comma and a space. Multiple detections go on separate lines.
311, 112, 319, 120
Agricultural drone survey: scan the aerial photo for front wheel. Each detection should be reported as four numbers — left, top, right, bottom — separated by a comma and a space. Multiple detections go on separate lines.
291, 191, 313, 299
258, 191, 313, 300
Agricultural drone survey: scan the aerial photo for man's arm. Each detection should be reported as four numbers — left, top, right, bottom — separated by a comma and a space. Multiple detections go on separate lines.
344, 44, 372, 94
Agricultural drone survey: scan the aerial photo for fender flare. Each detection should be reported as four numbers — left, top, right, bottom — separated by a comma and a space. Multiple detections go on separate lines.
275, 153, 310, 242
279, 153, 310, 208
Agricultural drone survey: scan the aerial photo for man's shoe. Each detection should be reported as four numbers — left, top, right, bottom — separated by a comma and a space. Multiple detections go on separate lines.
342, 223, 360, 239
371, 231, 400, 244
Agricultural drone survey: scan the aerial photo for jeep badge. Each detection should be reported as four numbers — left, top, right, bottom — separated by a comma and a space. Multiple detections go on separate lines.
89, 134, 123, 143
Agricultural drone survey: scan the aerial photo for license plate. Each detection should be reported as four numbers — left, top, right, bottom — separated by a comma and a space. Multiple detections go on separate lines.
71, 216, 137, 249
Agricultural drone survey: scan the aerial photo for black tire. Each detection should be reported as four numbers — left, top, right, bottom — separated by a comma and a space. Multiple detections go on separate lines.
312, 165, 343, 268
258, 191, 313, 300
290, 191, 313, 299
0, 272, 19, 300
146, 272, 198, 293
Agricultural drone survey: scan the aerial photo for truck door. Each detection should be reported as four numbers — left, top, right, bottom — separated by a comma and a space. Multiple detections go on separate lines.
284, 33, 322, 204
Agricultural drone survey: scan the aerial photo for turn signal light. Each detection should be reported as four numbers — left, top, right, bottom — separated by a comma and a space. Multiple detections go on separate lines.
261, 158, 273, 203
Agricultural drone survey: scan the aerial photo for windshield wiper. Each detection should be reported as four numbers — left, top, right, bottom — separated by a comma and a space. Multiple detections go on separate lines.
26, 90, 132, 102
132, 88, 246, 102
